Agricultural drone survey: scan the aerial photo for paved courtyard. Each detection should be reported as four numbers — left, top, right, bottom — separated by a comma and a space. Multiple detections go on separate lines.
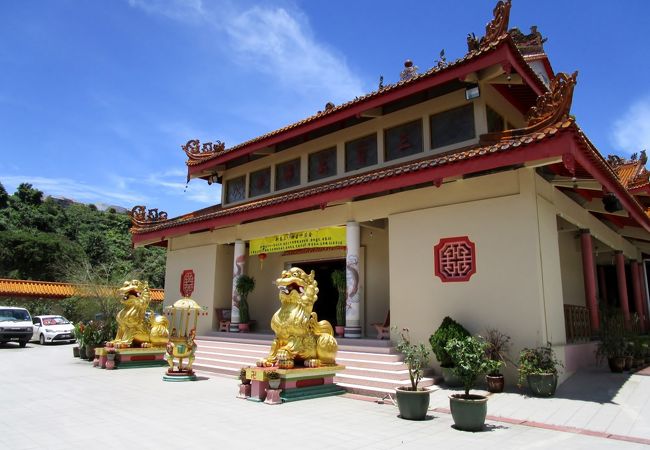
3, 342, 650, 449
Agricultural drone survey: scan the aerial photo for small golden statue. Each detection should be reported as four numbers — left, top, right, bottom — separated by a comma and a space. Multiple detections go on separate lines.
111, 279, 169, 347
259, 267, 338, 368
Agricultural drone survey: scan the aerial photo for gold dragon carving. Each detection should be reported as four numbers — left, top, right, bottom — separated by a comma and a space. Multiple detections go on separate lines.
258, 267, 338, 368
111, 279, 169, 347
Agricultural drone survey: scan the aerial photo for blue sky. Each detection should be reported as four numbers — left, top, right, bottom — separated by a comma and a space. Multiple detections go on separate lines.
1, 0, 650, 218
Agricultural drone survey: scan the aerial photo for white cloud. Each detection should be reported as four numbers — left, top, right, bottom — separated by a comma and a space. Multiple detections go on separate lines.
127, 0, 206, 22
612, 96, 650, 154
128, 0, 365, 104
0, 175, 146, 205
1, 171, 219, 217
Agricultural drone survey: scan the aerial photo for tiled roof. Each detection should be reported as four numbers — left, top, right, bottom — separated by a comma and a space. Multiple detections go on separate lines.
185, 34, 547, 169
0, 279, 164, 302
134, 118, 576, 236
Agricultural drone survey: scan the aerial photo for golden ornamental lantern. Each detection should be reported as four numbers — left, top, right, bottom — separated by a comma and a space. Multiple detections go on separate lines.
163, 297, 204, 381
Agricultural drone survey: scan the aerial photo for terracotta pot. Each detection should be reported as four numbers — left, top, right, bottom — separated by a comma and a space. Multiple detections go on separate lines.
608, 356, 626, 373
73, 346, 80, 358
238, 323, 250, 333
395, 387, 430, 420
79, 346, 87, 359
486, 374, 504, 393
335, 326, 345, 337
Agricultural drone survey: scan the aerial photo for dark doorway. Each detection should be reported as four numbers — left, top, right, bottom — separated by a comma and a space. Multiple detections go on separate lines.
291, 259, 345, 328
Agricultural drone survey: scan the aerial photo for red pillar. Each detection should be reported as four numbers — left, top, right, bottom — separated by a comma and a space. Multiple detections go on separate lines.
637, 262, 650, 330
597, 265, 608, 306
615, 251, 631, 325
580, 231, 599, 332
631, 261, 645, 332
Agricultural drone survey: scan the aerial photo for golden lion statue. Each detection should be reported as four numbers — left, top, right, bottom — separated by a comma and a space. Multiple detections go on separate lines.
259, 267, 337, 368
111, 279, 169, 347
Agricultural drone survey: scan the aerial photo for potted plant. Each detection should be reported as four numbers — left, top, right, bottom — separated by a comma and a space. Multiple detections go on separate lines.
73, 322, 85, 358
395, 328, 431, 420
482, 328, 511, 393
239, 367, 250, 385
331, 269, 346, 337
445, 336, 491, 431
267, 370, 281, 389
235, 275, 255, 332
429, 316, 470, 387
518, 343, 562, 397
596, 313, 627, 372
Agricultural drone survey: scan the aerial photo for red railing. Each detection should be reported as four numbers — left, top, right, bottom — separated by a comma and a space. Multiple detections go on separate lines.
564, 304, 592, 343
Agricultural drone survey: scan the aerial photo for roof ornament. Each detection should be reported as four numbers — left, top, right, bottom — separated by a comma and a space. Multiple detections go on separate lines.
510, 25, 547, 56
130, 205, 169, 229
182, 139, 226, 165
378, 75, 384, 90
467, 0, 512, 52
526, 71, 578, 127
400, 59, 419, 81
435, 49, 447, 68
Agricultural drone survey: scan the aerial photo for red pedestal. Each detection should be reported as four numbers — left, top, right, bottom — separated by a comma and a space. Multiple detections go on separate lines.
237, 384, 251, 399
264, 389, 282, 405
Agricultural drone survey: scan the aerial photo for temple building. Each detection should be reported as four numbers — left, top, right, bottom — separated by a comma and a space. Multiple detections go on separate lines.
130, 1, 650, 382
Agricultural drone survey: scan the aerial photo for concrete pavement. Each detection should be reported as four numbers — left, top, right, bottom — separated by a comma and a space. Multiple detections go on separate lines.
2, 342, 649, 449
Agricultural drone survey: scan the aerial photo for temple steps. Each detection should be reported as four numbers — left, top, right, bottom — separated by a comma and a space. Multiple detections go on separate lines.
193, 333, 439, 397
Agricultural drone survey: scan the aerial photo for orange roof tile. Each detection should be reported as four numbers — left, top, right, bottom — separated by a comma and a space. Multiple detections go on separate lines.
0, 279, 164, 302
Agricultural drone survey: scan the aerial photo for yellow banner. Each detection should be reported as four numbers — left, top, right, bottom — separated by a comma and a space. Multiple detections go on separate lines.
249, 227, 346, 256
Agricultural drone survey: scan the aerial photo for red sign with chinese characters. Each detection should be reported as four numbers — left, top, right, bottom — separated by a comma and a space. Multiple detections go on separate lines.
180, 269, 195, 297
434, 236, 476, 282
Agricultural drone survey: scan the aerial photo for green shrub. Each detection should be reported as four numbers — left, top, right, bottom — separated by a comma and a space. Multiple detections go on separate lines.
396, 328, 431, 391
446, 336, 491, 397
517, 344, 562, 386
429, 316, 470, 367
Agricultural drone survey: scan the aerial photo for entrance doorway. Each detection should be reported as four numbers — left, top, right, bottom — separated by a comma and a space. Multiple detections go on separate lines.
290, 259, 345, 328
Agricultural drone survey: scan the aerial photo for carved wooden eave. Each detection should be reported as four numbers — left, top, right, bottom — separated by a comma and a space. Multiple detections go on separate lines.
182, 139, 226, 166
467, 0, 512, 52
130, 205, 169, 231
480, 71, 578, 144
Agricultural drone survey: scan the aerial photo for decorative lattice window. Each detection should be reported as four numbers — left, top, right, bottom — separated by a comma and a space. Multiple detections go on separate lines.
225, 176, 246, 204
434, 236, 476, 282
430, 104, 475, 149
345, 134, 378, 172
384, 120, 423, 161
308, 147, 337, 181
180, 270, 195, 297
249, 167, 271, 197
275, 158, 301, 191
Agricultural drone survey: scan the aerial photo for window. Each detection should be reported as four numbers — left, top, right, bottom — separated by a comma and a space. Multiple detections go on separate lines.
249, 167, 271, 197
308, 147, 337, 181
384, 120, 423, 161
430, 104, 475, 149
225, 176, 246, 204
275, 158, 301, 191
345, 134, 378, 172
486, 105, 505, 133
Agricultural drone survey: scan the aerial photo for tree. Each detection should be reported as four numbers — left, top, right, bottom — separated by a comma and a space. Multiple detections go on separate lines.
0, 182, 8, 209
15, 183, 43, 206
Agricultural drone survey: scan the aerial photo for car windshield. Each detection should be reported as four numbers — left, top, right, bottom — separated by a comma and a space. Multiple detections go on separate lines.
42, 317, 70, 326
0, 309, 31, 322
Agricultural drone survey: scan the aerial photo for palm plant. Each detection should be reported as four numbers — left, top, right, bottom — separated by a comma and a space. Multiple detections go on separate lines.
235, 275, 256, 324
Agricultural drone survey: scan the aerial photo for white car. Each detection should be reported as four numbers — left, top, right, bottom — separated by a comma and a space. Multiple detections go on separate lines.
31, 315, 76, 345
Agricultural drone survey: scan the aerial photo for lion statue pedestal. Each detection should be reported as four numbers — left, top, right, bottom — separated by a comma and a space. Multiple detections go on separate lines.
240, 267, 345, 403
